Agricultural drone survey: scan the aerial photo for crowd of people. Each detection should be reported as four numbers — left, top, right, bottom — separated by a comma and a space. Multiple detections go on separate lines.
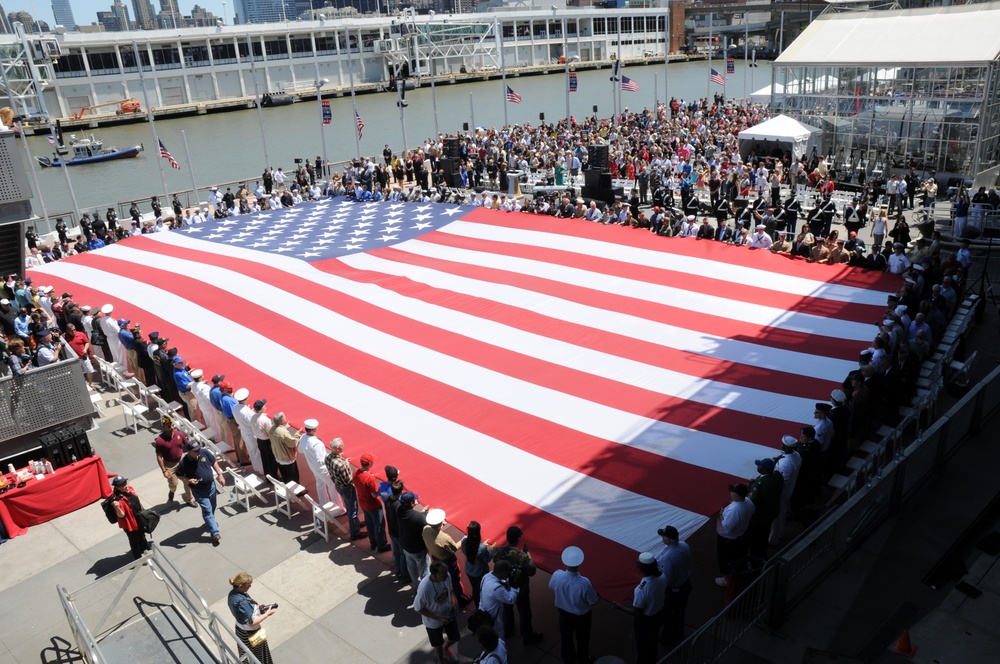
8, 98, 980, 664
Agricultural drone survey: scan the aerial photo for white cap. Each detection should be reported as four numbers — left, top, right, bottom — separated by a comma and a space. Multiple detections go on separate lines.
425, 508, 445, 526
0, 298, 8, 305
686, 215, 695, 221
882, 319, 895, 327
894, 305, 907, 315
831, 389, 847, 404
638, 552, 656, 565
756, 224, 767, 230
233, 387, 250, 402
303, 418, 319, 430
782, 434, 798, 448
100, 303, 114, 314
190, 369, 204, 379
561, 546, 585, 567
81, 305, 91, 312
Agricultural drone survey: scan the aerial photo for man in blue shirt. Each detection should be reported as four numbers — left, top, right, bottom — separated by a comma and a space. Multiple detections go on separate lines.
656, 526, 692, 650
548, 546, 599, 664
175, 441, 226, 546
172, 356, 197, 422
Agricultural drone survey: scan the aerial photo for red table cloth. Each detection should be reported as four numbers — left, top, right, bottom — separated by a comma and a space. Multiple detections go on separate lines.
0, 455, 113, 538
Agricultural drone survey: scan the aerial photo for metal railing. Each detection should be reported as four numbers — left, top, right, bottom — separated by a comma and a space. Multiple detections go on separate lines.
659, 301, 999, 664
0, 354, 93, 442
57, 543, 263, 664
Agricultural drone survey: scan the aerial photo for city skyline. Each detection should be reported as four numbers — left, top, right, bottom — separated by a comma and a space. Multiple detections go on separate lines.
6, 0, 230, 29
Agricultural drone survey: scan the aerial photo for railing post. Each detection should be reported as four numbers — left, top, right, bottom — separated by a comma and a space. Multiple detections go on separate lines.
971, 387, 985, 435
766, 560, 788, 629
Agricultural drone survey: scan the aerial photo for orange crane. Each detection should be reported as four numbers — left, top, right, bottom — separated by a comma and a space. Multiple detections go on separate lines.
70, 98, 142, 120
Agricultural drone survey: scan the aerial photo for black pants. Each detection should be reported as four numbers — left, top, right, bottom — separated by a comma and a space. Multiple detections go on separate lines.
557, 608, 592, 664
503, 583, 535, 637
635, 611, 663, 664
276, 460, 299, 483
660, 578, 691, 650
126, 528, 150, 559
717, 534, 748, 575
257, 438, 278, 479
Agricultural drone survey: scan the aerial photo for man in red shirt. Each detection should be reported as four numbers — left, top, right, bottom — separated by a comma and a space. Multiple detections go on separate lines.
353, 453, 390, 552
155, 416, 194, 505
63, 323, 95, 389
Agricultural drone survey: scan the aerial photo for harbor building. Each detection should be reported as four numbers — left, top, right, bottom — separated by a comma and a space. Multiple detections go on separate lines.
770, 0, 1000, 189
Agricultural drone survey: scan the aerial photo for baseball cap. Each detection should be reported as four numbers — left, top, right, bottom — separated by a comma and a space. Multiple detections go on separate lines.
754, 458, 775, 472
360, 452, 375, 466
219, 381, 233, 391
657, 525, 679, 540
183, 440, 202, 452
117, 318, 130, 326
172, 356, 185, 364
399, 491, 418, 504
253, 399, 267, 410
211, 374, 225, 383
111, 475, 127, 486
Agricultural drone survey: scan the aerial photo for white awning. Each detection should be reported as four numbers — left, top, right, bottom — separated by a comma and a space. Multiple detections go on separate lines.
776, 2, 1000, 65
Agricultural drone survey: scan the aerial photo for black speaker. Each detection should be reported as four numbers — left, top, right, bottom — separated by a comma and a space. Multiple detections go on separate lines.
0, 223, 23, 279
587, 145, 609, 171
438, 158, 458, 187
443, 137, 461, 160
585, 170, 600, 188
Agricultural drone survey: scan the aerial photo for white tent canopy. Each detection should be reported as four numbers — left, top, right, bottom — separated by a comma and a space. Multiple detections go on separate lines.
749, 82, 784, 105
737, 114, 823, 161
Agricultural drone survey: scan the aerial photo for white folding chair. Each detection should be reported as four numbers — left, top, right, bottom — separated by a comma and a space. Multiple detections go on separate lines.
225, 468, 269, 510
117, 397, 154, 433
265, 474, 308, 518
303, 494, 348, 541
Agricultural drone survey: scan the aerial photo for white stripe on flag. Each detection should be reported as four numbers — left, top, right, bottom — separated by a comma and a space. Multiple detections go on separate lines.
36, 259, 709, 549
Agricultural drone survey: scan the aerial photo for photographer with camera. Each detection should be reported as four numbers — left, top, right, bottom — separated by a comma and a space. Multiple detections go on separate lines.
103, 476, 151, 559
227, 572, 277, 664
492, 526, 543, 645
33, 328, 62, 367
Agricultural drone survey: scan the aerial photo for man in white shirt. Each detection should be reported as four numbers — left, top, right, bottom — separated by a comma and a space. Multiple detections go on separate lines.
232, 388, 261, 475
413, 562, 461, 664
715, 483, 755, 586
479, 561, 520, 634
750, 224, 773, 249
770, 435, 802, 546
548, 546, 599, 664
296, 419, 342, 509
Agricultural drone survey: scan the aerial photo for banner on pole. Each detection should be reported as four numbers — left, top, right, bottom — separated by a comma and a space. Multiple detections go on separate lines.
727, 58, 735, 75
569, 72, 577, 92
322, 100, 331, 125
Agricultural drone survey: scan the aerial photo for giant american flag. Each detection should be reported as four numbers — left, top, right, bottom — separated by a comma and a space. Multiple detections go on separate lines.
31, 197, 898, 598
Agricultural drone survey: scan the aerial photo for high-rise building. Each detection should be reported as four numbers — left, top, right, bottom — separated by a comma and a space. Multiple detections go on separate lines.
0, 6, 11, 34
236, 0, 295, 24
159, 0, 182, 28
7, 10, 36, 32
50, 0, 76, 29
112, 1, 131, 29
187, 5, 219, 26
131, 0, 156, 29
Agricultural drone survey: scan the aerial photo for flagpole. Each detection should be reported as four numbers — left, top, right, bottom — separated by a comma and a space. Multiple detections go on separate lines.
47, 122, 81, 222
427, 11, 439, 138
664, 6, 670, 112
497, 17, 508, 127
563, 22, 570, 123
246, 35, 271, 170
723, 41, 727, 100
654, 73, 658, 111
132, 40, 168, 202
469, 92, 475, 131
744, 18, 749, 101
346, 28, 362, 158
180, 129, 200, 209
615, 16, 622, 116
313, 62, 329, 170
707, 14, 713, 100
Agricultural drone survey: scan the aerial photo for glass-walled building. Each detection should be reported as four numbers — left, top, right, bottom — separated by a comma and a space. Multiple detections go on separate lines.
771, 2, 1000, 189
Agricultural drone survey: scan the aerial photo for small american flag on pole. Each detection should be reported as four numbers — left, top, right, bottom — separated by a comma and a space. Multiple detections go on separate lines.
158, 139, 180, 169
505, 86, 522, 104
621, 76, 639, 92
355, 108, 365, 141
710, 68, 726, 86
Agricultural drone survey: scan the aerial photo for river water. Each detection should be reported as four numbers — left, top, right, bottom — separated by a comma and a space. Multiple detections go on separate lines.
22, 60, 772, 218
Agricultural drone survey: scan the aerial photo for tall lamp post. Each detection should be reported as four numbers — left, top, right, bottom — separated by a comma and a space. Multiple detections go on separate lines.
427, 11, 438, 138
314, 64, 329, 178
